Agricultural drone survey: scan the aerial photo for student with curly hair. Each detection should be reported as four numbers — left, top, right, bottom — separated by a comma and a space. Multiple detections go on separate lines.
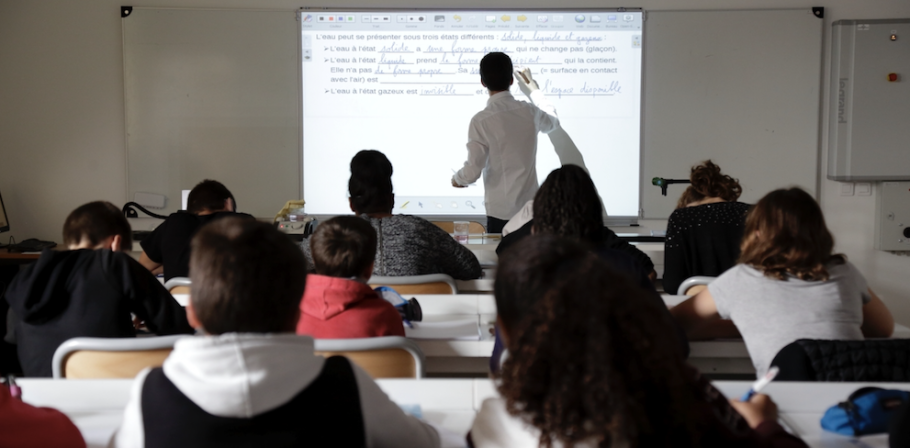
663, 160, 751, 295
470, 234, 807, 448
672, 187, 894, 377
496, 165, 656, 278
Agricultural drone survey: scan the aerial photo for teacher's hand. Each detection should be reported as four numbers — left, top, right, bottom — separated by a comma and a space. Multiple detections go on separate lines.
514, 67, 540, 96
452, 178, 466, 188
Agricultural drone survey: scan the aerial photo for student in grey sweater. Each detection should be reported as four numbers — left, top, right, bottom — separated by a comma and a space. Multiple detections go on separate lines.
300, 150, 482, 280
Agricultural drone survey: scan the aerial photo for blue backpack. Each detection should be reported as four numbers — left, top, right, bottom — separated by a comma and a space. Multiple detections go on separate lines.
820, 387, 910, 436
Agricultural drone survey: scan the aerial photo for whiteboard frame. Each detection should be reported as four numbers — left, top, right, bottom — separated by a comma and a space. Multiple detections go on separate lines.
297, 7, 646, 226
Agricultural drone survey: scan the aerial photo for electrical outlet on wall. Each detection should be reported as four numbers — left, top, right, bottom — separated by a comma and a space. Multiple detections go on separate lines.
134, 192, 166, 209
856, 183, 873, 196
875, 182, 910, 251
840, 182, 855, 196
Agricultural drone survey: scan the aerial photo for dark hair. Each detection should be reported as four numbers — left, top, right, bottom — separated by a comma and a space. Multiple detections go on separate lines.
348, 150, 394, 214
189, 217, 306, 334
495, 234, 702, 447
63, 201, 132, 250
187, 180, 235, 214
532, 165, 605, 244
739, 187, 844, 281
310, 216, 377, 278
480, 52, 513, 92
676, 160, 742, 209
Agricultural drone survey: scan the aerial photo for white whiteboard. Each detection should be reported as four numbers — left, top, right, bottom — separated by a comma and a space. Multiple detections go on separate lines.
641, 9, 823, 218
123, 8, 300, 218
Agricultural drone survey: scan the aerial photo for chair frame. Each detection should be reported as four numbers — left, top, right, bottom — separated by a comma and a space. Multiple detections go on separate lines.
314, 336, 426, 379
368, 273, 458, 295
676, 276, 717, 296
164, 277, 192, 294
51, 335, 186, 379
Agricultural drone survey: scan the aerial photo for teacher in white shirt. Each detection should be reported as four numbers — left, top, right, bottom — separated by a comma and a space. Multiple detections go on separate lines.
451, 52, 559, 234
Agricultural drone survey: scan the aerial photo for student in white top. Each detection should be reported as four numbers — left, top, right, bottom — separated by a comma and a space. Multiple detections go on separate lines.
451, 52, 559, 234
671, 187, 894, 377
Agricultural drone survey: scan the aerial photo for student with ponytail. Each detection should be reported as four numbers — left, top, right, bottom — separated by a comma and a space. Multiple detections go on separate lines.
300, 150, 481, 280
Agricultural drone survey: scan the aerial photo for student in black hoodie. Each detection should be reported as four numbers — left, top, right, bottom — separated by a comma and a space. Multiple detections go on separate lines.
5, 201, 193, 377
138, 180, 253, 281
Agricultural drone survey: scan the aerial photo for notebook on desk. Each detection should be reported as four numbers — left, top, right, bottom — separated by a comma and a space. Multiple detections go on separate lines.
405, 319, 481, 340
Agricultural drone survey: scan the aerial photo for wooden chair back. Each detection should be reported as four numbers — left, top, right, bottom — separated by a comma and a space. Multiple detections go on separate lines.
432, 221, 486, 234
315, 349, 418, 379
63, 349, 173, 379
369, 281, 454, 295
169, 285, 191, 295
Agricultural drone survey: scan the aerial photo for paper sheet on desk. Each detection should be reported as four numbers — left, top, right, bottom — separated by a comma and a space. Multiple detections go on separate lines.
405, 319, 481, 340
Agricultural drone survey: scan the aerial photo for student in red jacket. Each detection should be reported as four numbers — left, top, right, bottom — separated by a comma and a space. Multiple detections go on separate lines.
0, 382, 85, 448
297, 216, 404, 338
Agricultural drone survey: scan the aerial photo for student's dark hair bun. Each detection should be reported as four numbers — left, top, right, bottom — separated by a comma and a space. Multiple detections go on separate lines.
348, 150, 394, 215
676, 160, 742, 208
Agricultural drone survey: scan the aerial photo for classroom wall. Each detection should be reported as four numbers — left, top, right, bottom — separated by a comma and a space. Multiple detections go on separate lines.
2, 0, 910, 323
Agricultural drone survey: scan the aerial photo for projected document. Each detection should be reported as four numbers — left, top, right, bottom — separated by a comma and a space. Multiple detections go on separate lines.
302, 10, 643, 217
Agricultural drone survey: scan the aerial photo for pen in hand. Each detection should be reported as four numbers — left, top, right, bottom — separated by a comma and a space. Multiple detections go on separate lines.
740, 366, 779, 402
4, 375, 21, 400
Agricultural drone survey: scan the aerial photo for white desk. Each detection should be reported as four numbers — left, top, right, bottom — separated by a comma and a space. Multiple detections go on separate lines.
17, 378, 900, 448
410, 294, 910, 376
168, 294, 910, 376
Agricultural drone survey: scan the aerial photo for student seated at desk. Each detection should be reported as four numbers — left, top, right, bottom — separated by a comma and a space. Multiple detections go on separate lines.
112, 218, 439, 448
671, 188, 894, 377
297, 216, 404, 338
663, 160, 751, 295
471, 235, 806, 448
139, 179, 254, 281
495, 166, 655, 279
4, 202, 192, 377
0, 381, 85, 448
300, 150, 481, 280
489, 165, 686, 372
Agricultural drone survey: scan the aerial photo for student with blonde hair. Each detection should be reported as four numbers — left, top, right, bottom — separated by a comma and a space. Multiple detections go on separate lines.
672, 187, 894, 377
